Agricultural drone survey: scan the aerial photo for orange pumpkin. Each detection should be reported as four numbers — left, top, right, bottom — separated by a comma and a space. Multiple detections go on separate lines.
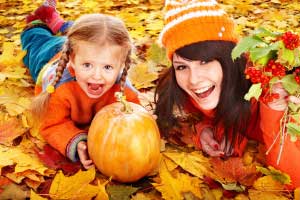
88, 101, 161, 183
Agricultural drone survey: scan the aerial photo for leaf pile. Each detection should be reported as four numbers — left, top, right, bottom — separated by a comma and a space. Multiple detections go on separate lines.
0, 0, 300, 199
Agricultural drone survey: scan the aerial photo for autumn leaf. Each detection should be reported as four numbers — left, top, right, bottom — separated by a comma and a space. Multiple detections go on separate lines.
30, 190, 47, 200
49, 167, 102, 200
163, 151, 212, 179
106, 185, 139, 200
256, 166, 291, 185
0, 42, 26, 69
0, 118, 26, 145
0, 182, 29, 200
210, 157, 260, 186
128, 63, 158, 89
253, 175, 285, 191
248, 189, 290, 200
34, 144, 81, 174
152, 158, 203, 200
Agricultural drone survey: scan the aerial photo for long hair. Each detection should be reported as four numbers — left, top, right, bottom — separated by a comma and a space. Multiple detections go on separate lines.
31, 14, 133, 121
154, 40, 253, 150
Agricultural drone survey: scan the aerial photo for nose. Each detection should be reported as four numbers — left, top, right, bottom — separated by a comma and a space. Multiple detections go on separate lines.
188, 68, 200, 86
92, 66, 103, 80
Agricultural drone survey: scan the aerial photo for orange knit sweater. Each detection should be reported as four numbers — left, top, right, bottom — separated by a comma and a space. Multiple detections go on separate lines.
39, 81, 140, 158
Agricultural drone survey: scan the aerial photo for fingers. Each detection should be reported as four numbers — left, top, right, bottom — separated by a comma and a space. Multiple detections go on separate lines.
77, 141, 94, 170
288, 96, 300, 104
202, 142, 224, 157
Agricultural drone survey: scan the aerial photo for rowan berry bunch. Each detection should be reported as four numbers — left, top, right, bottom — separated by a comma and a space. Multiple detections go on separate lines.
232, 28, 300, 157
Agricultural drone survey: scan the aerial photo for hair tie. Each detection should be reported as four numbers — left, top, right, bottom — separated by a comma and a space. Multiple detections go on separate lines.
46, 85, 55, 93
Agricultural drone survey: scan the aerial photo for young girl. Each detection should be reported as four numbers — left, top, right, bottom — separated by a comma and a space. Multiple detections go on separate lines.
21, 1, 140, 169
155, 0, 300, 188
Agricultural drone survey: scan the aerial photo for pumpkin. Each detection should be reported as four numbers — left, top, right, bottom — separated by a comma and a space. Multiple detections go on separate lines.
87, 100, 161, 183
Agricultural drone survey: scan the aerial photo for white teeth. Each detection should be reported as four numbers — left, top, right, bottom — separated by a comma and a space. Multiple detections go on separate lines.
194, 85, 213, 94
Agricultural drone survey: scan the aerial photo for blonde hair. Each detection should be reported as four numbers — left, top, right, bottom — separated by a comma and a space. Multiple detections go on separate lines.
31, 14, 133, 121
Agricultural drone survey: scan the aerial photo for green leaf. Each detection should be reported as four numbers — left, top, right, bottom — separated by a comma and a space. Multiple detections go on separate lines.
288, 102, 300, 112
256, 50, 276, 66
256, 166, 291, 184
106, 185, 139, 200
253, 27, 282, 38
146, 43, 170, 66
293, 48, 300, 67
281, 74, 299, 95
286, 122, 300, 136
220, 182, 245, 192
281, 46, 295, 65
249, 42, 279, 62
231, 36, 264, 60
244, 83, 262, 101
269, 76, 280, 85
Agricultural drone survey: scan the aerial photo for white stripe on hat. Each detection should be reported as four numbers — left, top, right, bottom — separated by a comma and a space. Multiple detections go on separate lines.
165, 0, 216, 6
165, 1, 218, 20
159, 9, 226, 44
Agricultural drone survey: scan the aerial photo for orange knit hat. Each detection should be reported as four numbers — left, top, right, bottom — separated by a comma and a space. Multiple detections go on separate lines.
159, 0, 238, 59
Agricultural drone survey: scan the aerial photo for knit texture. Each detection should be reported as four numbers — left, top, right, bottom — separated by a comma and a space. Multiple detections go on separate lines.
159, 0, 238, 59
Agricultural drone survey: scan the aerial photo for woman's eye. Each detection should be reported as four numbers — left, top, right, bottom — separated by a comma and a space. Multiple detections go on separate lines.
175, 65, 186, 70
82, 63, 92, 69
104, 65, 113, 70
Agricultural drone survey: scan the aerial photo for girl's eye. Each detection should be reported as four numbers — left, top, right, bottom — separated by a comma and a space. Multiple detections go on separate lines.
200, 60, 207, 65
82, 63, 92, 69
175, 65, 186, 70
104, 65, 113, 70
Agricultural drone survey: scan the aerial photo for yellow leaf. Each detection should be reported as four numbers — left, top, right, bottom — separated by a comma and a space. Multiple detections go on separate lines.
94, 179, 109, 200
128, 63, 158, 89
49, 167, 99, 200
163, 151, 212, 178
152, 158, 203, 200
253, 176, 284, 191
248, 189, 290, 200
0, 143, 54, 176
30, 190, 47, 200
0, 42, 26, 68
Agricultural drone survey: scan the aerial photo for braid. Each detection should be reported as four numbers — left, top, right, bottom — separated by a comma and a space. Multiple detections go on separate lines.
31, 40, 71, 126
52, 40, 71, 87
119, 50, 131, 93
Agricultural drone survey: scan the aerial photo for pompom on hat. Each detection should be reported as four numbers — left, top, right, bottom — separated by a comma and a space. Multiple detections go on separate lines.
159, 0, 238, 59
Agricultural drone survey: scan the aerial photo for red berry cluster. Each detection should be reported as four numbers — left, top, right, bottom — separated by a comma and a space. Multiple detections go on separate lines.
265, 59, 286, 77
245, 59, 286, 103
294, 68, 300, 84
280, 31, 300, 50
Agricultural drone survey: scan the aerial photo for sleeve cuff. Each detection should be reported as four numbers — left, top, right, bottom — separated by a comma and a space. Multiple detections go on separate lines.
66, 133, 88, 162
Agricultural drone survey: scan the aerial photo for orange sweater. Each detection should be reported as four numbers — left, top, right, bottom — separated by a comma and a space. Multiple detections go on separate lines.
189, 99, 300, 189
40, 81, 140, 160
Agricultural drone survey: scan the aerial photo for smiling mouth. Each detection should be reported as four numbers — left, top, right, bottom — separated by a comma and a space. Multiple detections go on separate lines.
87, 83, 104, 96
194, 85, 215, 98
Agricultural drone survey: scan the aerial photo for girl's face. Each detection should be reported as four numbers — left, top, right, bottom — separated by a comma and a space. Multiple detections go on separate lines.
173, 53, 223, 110
70, 41, 124, 98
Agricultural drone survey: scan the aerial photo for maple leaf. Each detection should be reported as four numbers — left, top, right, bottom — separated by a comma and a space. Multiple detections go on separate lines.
248, 189, 290, 200
128, 63, 158, 89
152, 158, 203, 200
0, 42, 26, 69
34, 144, 81, 174
49, 167, 104, 200
30, 190, 47, 200
0, 118, 26, 145
253, 176, 285, 191
106, 185, 139, 200
163, 151, 212, 179
210, 157, 260, 186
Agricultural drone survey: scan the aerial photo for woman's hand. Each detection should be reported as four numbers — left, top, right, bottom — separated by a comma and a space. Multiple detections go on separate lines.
200, 128, 225, 157
77, 141, 94, 169
268, 82, 300, 110
267, 82, 289, 111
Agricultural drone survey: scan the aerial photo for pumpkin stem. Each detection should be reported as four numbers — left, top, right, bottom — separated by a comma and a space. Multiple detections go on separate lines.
115, 92, 133, 113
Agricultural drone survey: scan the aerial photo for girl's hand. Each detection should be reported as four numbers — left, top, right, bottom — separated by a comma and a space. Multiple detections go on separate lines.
200, 128, 225, 157
77, 141, 94, 169
267, 82, 288, 111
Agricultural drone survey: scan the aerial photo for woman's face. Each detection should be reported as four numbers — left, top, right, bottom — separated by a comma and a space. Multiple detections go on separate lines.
173, 53, 223, 110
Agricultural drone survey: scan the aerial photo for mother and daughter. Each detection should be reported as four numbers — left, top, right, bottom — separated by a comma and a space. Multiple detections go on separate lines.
22, 0, 300, 188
